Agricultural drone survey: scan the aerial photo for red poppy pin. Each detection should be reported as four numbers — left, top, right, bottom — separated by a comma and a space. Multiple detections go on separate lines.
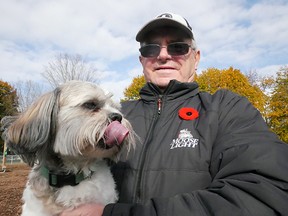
178, 107, 199, 120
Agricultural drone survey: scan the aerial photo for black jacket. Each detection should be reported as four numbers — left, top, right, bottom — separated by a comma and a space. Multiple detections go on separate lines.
103, 80, 288, 216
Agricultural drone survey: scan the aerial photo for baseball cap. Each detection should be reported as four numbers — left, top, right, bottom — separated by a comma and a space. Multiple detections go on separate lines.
136, 12, 194, 42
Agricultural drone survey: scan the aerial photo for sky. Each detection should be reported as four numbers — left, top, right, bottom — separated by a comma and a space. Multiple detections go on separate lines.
0, 0, 287, 101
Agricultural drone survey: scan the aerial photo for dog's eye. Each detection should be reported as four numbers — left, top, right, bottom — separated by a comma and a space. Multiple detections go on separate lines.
82, 102, 100, 111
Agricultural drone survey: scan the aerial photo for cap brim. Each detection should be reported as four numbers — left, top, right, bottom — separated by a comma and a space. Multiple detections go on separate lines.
136, 18, 193, 42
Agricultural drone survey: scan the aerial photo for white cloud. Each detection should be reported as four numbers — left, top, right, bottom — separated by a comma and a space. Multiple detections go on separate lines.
0, 40, 49, 82
99, 65, 143, 101
256, 64, 285, 77
0, 0, 287, 101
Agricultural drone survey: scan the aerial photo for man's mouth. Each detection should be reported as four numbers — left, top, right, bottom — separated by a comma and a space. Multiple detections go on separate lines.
154, 65, 177, 73
155, 66, 175, 70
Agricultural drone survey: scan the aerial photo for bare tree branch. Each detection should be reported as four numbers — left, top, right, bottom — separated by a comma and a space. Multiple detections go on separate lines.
13, 80, 46, 112
42, 53, 100, 88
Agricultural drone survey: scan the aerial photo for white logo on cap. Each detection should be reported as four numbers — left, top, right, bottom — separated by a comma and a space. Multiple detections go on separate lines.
156, 13, 192, 30
157, 13, 173, 18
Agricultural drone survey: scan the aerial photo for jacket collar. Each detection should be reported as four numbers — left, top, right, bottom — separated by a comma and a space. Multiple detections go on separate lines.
140, 80, 199, 102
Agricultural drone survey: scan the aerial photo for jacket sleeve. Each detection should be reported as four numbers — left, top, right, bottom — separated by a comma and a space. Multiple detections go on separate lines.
103, 90, 288, 216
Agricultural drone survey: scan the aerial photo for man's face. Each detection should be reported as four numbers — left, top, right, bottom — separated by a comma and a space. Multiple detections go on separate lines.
139, 28, 200, 89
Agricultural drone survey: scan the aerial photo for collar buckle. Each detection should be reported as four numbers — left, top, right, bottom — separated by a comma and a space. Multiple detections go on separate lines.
48, 171, 80, 187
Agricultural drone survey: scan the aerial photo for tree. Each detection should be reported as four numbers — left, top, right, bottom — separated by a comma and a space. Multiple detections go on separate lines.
13, 80, 46, 112
0, 80, 18, 119
246, 69, 259, 86
196, 67, 266, 113
266, 66, 288, 143
123, 75, 146, 101
0, 80, 18, 152
42, 53, 100, 88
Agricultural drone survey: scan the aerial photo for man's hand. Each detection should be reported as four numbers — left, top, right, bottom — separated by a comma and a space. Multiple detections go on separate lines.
59, 203, 105, 216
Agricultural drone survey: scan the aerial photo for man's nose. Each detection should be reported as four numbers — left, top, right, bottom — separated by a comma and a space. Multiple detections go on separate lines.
157, 46, 171, 59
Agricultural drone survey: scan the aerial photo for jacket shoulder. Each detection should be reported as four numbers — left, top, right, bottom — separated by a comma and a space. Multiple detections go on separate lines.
198, 89, 243, 111
120, 100, 141, 116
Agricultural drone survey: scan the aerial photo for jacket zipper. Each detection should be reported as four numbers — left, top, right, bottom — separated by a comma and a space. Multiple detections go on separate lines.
134, 95, 163, 203
157, 95, 163, 115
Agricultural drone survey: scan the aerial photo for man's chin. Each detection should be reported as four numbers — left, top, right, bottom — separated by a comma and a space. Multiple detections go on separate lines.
155, 79, 175, 90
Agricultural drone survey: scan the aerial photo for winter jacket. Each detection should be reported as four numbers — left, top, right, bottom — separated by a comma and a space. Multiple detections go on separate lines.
103, 80, 288, 216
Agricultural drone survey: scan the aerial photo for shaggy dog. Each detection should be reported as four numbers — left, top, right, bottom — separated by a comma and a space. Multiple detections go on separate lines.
1, 81, 135, 216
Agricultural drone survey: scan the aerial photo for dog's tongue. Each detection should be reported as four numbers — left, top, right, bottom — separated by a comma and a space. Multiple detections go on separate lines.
104, 121, 129, 146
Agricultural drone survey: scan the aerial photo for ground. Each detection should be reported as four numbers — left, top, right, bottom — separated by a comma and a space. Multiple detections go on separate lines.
0, 163, 30, 216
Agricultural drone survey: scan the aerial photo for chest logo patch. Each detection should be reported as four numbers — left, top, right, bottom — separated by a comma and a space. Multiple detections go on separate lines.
170, 129, 199, 150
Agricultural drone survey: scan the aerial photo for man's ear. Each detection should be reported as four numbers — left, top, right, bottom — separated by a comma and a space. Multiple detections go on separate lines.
139, 55, 144, 64
194, 50, 200, 70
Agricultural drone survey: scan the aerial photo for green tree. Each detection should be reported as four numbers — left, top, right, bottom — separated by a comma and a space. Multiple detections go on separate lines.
266, 66, 288, 143
0, 80, 18, 152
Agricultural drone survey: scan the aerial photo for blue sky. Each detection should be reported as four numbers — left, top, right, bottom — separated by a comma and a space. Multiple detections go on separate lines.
0, 0, 287, 101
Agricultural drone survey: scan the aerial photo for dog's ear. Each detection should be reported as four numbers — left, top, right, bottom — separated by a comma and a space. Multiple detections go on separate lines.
3, 88, 60, 166
1, 116, 19, 133
1, 115, 19, 145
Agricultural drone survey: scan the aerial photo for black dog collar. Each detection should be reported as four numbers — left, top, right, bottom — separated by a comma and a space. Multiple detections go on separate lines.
40, 166, 89, 188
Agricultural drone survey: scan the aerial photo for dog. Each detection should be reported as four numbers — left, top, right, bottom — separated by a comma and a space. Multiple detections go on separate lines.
1, 80, 135, 216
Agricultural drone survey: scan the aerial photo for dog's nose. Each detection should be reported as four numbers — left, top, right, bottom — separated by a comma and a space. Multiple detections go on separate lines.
109, 113, 122, 122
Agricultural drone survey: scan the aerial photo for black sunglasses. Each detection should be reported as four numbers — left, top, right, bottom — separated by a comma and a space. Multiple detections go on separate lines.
139, 42, 192, 58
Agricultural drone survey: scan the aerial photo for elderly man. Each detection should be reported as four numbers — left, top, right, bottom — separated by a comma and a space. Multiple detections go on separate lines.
61, 12, 288, 216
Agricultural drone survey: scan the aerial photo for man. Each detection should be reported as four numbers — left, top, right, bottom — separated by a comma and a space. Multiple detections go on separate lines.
61, 12, 288, 216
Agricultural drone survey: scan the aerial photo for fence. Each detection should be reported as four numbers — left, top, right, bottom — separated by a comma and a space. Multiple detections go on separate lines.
0, 155, 22, 164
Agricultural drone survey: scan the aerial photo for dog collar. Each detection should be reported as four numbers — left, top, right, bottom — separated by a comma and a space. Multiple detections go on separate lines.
40, 166, 88, 188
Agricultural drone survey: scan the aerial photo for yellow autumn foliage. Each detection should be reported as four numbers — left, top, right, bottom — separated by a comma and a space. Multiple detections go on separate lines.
196, 67, 266, 113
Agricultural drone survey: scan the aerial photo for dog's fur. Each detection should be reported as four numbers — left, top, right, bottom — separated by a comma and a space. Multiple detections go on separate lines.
1, 81, 135, 216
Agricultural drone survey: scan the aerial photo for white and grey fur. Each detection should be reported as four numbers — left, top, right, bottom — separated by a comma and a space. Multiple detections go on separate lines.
1, 81, 135, 216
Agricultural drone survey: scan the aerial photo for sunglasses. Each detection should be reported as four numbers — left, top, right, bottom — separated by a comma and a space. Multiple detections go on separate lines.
139, 42, 192, 58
